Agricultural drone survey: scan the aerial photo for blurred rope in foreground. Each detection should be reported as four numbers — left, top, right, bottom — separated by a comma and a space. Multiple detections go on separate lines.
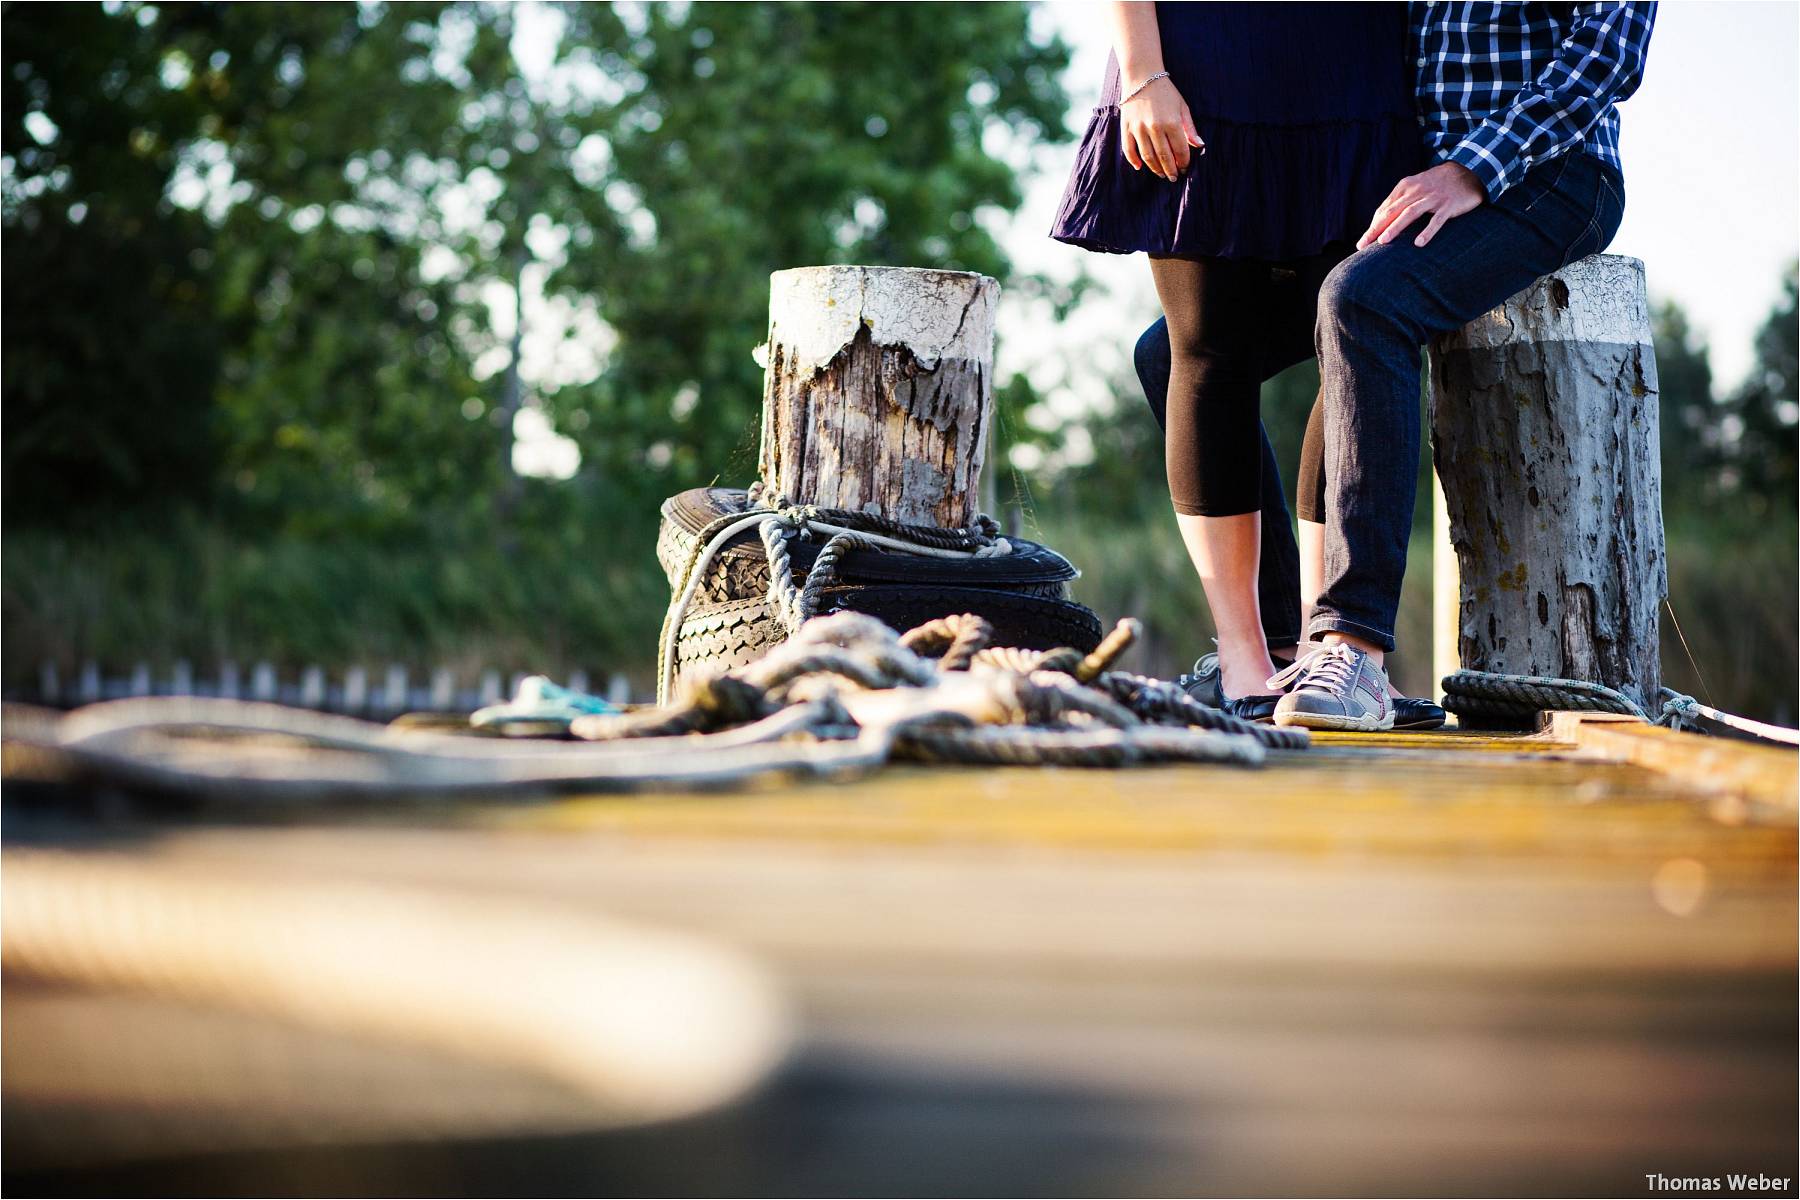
1, 849, 789, 1166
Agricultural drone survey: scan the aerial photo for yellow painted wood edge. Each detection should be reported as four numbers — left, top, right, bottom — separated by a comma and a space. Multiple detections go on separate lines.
1544, 711, 1798, 813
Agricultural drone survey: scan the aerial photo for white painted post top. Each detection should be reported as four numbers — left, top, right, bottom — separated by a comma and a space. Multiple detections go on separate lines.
764, 265, 999, 374
1444, 253, 1651, 350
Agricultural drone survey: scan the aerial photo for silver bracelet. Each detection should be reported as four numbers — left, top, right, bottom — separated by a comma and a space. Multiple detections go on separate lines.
1120, 70, 1170, 105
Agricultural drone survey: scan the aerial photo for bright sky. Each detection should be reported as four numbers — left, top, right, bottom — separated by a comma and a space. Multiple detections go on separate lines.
993, 0, 1800, 434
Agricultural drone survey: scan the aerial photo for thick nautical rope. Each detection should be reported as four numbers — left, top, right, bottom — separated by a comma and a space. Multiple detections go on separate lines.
638, 610, 1305, 753
1091, 671, 1310, 750
942, 622, 1302, 751
1441, 669, 1800, 745
900, 613, 994, 672
36, 695, 870, 799
0, 849, 789, 1139
759, 524, 878, 638
893, 724, 1264, 768
14, 609, 1306, 802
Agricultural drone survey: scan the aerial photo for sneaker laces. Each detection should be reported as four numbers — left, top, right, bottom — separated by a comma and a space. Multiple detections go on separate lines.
1268, 642, 1358, 694
1177, 644, 1221, 690
1175, 656, 1216, 695
1265, 641, 1325, 691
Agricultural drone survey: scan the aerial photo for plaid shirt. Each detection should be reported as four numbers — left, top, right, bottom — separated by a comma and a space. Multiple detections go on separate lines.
1412, 3, 1657, 199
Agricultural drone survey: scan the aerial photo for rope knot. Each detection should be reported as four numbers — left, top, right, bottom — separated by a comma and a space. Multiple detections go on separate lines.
774, 505, 813, 531
1657, 689, 1702, 729
688, 675, 772, 724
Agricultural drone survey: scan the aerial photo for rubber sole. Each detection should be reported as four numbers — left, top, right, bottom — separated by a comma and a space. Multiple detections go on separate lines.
1272, 706, 1397, 732
1392, 714, 1448, 732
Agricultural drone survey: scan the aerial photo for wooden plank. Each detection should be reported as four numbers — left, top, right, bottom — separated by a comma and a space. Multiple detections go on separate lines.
5, 723, 1793, 1193
1548, 711, 1797, 810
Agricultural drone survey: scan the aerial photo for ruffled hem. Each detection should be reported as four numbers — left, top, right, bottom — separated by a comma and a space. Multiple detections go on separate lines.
1049, 107, 1424, 261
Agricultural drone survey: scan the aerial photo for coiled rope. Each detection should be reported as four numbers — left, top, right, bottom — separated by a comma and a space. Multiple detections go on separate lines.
611, 609, 1304, 753
1441, 669, 1800, 746
9, 610, 1304, 805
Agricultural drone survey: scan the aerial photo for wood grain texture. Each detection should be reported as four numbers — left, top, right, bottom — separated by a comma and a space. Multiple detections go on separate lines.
1429, 255, 1666, 707
757, 266, 997, 527
8, 724, 1794, 1194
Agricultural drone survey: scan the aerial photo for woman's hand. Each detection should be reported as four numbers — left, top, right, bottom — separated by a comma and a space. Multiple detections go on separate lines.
1120, 76, 1203, 182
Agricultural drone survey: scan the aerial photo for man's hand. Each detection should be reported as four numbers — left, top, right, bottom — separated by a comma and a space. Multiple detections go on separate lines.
1357, 162, 1486, 250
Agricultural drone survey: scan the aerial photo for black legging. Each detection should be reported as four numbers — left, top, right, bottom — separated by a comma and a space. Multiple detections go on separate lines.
1145, 246, 1345, 518
1297, 392, 1325, 524
1133, 249, 1340, 649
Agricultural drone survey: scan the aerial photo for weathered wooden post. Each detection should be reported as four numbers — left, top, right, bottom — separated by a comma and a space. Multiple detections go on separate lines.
1428, 254, 1665, 707
758, 266, 999, 527
1430, 473, 1460, 703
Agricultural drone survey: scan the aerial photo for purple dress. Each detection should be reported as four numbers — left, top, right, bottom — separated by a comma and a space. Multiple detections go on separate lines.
1050, 3, 1422, 261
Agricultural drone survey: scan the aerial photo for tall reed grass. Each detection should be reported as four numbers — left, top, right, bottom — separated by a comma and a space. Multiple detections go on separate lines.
5, 511, 1792, 723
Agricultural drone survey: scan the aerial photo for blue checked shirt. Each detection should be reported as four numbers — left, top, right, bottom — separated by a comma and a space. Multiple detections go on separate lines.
1412, 3, 1657, 199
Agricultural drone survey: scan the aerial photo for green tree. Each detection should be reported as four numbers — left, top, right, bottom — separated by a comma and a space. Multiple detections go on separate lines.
4, 1, 1071, 537
1722, 262, 1798, 507
3, 2, 222, 521
548, 1, 1071, 501
2, 2, 490, 533
2, 1, 1075, 683
1651, 299, 1720, 503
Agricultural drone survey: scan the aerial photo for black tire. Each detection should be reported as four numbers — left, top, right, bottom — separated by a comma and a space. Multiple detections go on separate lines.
675, 586, 1105, 681
657, 487, 1078, 597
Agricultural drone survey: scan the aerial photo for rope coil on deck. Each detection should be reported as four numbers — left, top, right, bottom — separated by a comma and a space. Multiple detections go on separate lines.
8, 607, 1304, 804
601, 609, 1305, 757
1441, 669, 1800, 746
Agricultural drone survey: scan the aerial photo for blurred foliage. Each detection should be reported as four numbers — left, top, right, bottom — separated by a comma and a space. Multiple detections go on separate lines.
3, 2, 493, 527
2, 0, 1068, 686
559, 1, 1070, 490
2, 1, 1793, 722
2, 0, 1068, 536
3, 507, 667, 682
1722, 264, 1799, 504
1654, 265, 1799, 511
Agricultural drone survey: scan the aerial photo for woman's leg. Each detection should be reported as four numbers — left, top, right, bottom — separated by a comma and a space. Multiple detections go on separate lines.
1296, 393, 1329, 632
1134, 319, 1302, 654
1146, 255, 1277, 701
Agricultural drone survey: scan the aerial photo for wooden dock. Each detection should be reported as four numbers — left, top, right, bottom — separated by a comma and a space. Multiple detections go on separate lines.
3, 718, 1795, 1196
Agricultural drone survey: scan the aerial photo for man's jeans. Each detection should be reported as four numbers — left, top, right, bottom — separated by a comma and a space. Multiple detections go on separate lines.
1310, 151, 1626, 651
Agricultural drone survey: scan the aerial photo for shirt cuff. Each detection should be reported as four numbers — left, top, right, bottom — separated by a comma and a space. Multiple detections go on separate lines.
1444, 137, 1512, 201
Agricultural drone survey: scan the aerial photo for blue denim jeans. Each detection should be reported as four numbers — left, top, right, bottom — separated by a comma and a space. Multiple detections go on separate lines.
1310, 151, 1626, 651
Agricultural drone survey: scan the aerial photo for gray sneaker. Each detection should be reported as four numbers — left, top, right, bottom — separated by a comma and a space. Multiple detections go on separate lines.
1267, 642, 1395, 731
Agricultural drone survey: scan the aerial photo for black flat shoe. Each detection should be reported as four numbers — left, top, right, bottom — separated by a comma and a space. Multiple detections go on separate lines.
1176, 652, 1283, 723
1393, 696, 1447, 730
1223, 693, 1281, 722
